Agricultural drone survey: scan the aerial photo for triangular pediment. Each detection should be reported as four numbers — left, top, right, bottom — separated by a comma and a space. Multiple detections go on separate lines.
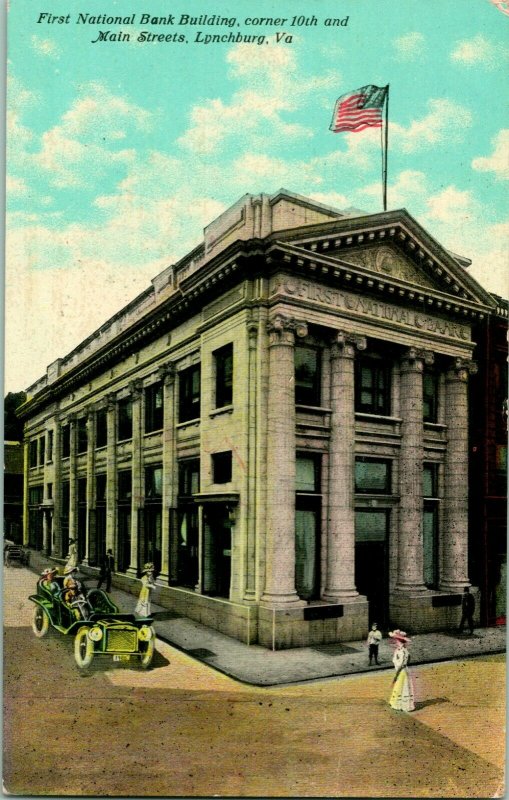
270, 208, 496, 309
327, 243, 436, 290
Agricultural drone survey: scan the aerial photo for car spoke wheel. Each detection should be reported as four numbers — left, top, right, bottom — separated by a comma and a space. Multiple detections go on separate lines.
139, 629, 155, 669
74, 627, 94, 669
32, 606, 49, 638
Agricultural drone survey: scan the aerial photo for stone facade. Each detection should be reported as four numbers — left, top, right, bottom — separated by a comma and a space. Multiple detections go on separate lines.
19, 190, 497, 648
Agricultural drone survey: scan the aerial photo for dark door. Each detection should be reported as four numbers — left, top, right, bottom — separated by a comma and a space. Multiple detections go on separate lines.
355, 510, 389, 627
203, 505, 231, 598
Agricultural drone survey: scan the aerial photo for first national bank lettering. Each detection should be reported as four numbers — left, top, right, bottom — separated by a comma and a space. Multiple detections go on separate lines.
271, 277, 471, 341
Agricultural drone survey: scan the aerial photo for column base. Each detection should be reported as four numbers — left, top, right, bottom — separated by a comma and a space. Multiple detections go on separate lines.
439, 580, 469, 592
260, 592, 306, 609
322, 590, 360, 603
126, 566, 139, 579
156, 572, 169, 586
394, 583, 429, 597
243, 590, 258, 604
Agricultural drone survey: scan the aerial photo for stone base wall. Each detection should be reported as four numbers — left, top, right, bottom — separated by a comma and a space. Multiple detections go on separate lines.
390, 588, 481, 634
258, 599, 369, 650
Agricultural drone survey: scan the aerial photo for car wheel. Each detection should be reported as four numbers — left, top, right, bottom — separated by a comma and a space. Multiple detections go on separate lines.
74, 628, 94, 669
139, 628, 156, 669
32, 606, 50, 638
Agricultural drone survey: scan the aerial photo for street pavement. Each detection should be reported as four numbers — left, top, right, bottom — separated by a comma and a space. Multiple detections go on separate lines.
27, 550, 506, 686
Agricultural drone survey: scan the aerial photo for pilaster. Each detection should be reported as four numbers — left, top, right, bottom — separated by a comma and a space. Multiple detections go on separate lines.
128, 380, 143, 577
106, 397, 117, 554
160, 364, 176, 585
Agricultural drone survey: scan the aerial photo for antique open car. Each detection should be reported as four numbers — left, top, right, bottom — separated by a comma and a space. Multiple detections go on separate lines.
4, 541, 31, 567
29, 574, 156, 670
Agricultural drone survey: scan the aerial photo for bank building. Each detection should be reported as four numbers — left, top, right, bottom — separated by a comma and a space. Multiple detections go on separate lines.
19, 190, 504, 648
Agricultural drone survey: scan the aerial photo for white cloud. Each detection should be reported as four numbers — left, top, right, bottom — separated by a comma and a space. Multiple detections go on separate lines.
392, 99, 472, 153
179, 42, 339, 155
472, 130, 509, 180
32, 82, 152, 187
450, 34, 508, 69
393, 32, 426, 60
425, 186, 479, 226
31, 35, 61, 59
6, 175, 28, 196
467, 219, 509, 297
357, 170, 428, 210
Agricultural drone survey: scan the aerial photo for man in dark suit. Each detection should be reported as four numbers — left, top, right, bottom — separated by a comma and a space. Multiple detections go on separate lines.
458, 586, 475, 634
97, 549, 115, 593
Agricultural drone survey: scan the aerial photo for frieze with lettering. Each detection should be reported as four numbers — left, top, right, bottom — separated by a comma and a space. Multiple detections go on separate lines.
270, 277, 471, 341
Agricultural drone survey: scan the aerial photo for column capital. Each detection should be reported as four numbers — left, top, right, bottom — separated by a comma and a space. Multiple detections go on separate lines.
128, 379, 143, 399
267, 315, 308, 346
67, 412, 77, 425
158, 362, 176, 386
330, 331, 367, 359
247, 320, 259, 341
400, 347, 434, 373
446, 357, 478, 382
106, 392, 117, 411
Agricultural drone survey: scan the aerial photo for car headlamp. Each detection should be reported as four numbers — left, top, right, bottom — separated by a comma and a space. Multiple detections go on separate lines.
88, 626, 103, 642
138, 625, 152, 641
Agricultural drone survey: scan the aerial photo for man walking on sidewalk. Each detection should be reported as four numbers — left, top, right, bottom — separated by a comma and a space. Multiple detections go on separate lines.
97, 549, 115, 593
458, 586, 475, 635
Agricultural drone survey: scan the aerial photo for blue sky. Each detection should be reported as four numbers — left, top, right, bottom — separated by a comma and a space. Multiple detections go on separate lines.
6, 0, 509, 391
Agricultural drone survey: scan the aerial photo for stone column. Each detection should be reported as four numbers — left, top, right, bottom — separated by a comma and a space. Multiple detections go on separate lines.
440, 358, 477, 590
396, 348, 434, 593
83, 410, 95, 566
68, 415, 77, 545
22, 438, 29, 547
244, 321, 259, 602
323, 331, 367, 601
106, 397, 117, 554
52, 421, 61, 557
128, 381, 143, 576
160, 364, 176, 585
261, 314, 308, 607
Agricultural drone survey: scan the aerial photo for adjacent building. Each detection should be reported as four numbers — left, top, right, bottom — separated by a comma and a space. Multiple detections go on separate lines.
18, 190, 503, 648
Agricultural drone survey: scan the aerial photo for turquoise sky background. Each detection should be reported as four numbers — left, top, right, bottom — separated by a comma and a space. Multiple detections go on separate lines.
6, 0, 509, 391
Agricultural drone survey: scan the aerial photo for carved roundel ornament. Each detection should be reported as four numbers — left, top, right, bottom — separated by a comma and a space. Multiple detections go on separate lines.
491, 0, 509, 16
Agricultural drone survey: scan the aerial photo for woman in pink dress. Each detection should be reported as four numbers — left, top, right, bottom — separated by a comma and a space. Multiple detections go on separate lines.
388, 629, 415, 712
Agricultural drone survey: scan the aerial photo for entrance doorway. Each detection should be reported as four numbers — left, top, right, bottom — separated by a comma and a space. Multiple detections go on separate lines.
203, 505, 231, 598
355, 509, 389, 627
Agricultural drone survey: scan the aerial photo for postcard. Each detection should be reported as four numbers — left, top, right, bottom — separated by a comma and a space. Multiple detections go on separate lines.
4, 0, 507, 796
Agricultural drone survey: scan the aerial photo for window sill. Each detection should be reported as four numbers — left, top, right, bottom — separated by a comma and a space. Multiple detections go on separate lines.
144, 429, 163, 437
117, 437, 133, 445
176, 419, 200, 429
210, 405, 234, 418
355, 413, 402, 424
95, 445, 107, 452
296, 405, 331, 414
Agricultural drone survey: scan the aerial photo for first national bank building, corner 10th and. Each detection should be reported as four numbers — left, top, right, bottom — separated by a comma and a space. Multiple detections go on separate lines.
18, 190, 502, 649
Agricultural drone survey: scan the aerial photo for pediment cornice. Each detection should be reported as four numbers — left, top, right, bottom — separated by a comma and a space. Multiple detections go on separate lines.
269, 208, 496, 309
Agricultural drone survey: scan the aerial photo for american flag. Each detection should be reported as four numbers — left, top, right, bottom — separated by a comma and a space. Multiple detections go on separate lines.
330, 85, 388, 133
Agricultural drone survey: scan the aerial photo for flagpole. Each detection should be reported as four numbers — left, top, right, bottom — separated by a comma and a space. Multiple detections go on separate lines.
382, 84, 389, 211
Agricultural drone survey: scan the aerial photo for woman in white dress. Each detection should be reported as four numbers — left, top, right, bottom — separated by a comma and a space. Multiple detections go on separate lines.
135, 563, 156, 617
65, 538, 78, 570
388, 629, 415, 712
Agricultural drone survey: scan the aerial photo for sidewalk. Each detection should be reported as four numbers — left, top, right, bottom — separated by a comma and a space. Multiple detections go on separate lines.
25, 551, 506, 686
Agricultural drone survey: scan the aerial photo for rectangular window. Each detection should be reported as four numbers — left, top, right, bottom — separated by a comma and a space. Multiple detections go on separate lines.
179, 364, 201, 423
47, 482, 53, 500
96, 474, 107, 504
46, 430, 54, 462
77, 477, 87, 504
355, 357, 391, 415
423, 463, 439, 498
118, 470, 132, 502
145, 465, 163, 499
212, 451, 232, 484
355, 458, 392, 494
77, 417, 88, 454
295, 346, 321, 406
178, 459, 200, 496
96, 408, 108, 449
355, 510, 388, 542
28, 485, 43, 505
214, 344, 233, 408
423, 505, 438, 588
61, 424, 71, 459
145, 382, 164, 433
423, 372, 438, 423
118, 398, 133, 441
296, 455, 321, 493
38, 437, 45, 466
29, 440, 38, 468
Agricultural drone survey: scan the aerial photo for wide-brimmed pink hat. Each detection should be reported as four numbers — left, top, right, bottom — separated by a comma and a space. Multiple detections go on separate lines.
389, 629, 410, 643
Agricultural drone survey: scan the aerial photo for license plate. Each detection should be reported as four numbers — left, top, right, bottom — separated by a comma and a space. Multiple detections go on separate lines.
113, 654, 131, 662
